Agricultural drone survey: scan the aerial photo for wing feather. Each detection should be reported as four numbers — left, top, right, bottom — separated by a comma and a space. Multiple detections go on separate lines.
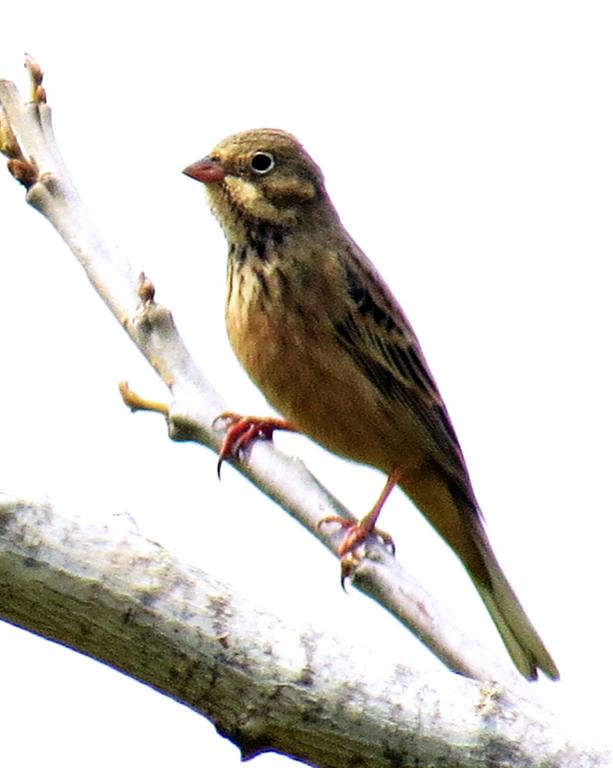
335, 249, 475, 499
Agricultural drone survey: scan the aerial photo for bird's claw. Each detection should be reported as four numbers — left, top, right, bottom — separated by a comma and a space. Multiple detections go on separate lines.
339, 554, 359, 591
319, 515, 396, 588
319, 514, 396, 556
213, 413, 296, 478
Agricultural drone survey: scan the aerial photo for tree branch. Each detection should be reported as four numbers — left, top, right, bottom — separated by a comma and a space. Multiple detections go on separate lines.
0, 57, 524, 685
0, 494, 605, 768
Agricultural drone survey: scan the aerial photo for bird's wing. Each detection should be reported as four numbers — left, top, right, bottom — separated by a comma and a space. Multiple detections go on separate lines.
334, 247, 476, 499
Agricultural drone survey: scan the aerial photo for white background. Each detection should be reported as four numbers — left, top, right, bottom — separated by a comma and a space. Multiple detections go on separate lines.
1, 2, 611, 765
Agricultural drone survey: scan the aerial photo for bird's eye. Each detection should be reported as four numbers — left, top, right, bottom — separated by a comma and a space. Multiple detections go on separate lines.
250, 151, 275, 174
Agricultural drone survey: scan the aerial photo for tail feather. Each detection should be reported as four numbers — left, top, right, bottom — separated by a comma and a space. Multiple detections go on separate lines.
470, 527, 559, 681
399, 473, 558, 679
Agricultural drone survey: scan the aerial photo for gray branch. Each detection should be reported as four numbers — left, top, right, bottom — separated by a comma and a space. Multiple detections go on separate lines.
0, 495, 604, 768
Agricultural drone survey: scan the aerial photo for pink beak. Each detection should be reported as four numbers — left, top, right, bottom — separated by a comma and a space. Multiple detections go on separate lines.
183, 157, 226, 184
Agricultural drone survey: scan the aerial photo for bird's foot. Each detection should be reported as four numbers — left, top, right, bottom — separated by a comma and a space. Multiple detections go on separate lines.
319, 515, 395, 589
214, 412, 296, 477
320, 515, 396, 558
319, 467, 402, 586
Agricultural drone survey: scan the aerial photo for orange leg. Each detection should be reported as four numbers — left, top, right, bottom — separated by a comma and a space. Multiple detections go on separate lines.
321, 467, 403, 562
215, 412, 297, 477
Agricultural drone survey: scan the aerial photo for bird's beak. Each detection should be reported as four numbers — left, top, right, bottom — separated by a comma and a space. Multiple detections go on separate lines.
183, 157, 226, 184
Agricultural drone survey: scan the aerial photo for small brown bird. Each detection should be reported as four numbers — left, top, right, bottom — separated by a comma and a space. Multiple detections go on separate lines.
183, 129, 558, 681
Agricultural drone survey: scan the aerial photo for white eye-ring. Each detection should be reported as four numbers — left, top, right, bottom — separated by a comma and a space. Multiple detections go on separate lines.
250, 151, 275, 174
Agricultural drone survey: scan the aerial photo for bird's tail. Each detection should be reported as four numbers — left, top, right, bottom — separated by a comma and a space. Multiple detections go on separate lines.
466, 517, 559, 681
400, 473, 558, 680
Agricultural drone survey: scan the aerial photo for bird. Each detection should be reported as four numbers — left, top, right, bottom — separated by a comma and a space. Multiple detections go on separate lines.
183, 128, 559, 681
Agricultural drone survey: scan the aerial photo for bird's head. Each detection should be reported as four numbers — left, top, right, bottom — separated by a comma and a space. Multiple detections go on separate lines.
183, 129, 335, 239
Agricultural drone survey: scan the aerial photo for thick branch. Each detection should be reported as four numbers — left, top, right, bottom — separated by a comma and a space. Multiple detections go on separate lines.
0, 495, 603, 768
0, 60, 520, 683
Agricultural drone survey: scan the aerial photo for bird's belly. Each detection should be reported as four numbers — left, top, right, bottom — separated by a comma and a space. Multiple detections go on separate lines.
226, 285, 426, 474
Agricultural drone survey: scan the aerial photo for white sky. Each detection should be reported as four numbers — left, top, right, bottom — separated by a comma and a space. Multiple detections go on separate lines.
1, 2, 612, 764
